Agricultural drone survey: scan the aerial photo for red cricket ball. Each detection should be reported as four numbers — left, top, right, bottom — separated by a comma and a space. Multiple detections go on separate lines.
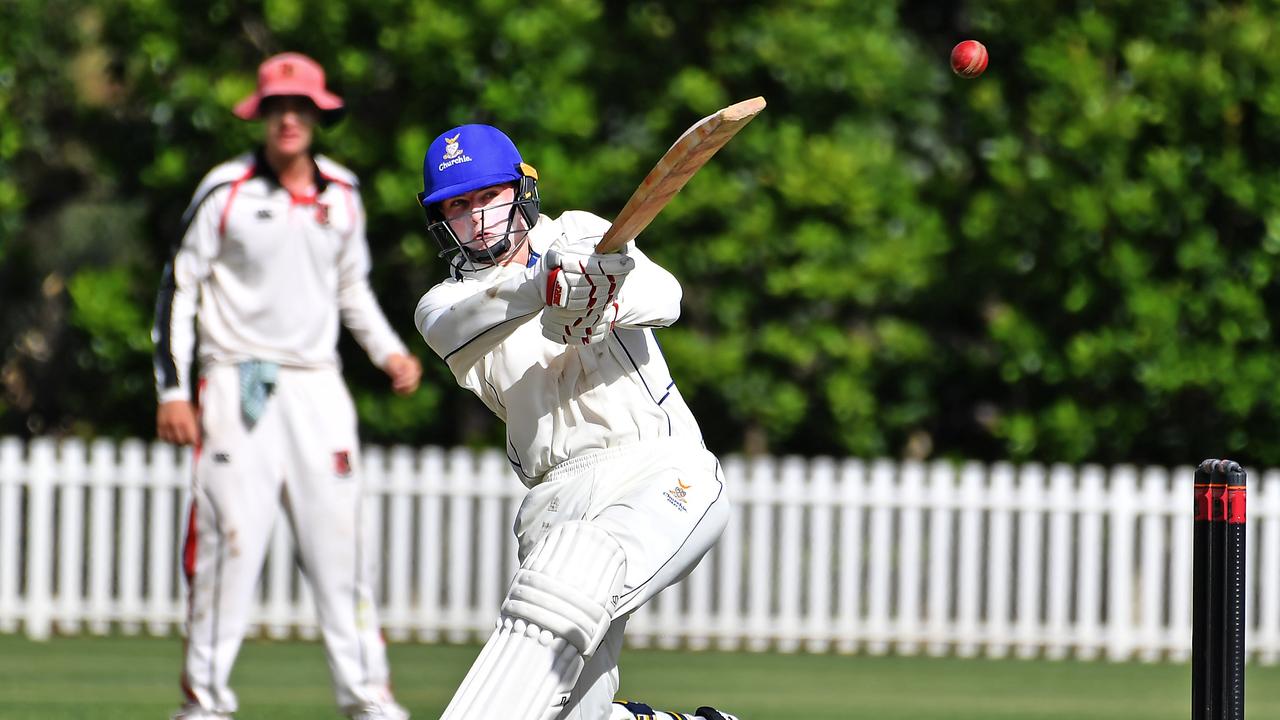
950, 40, 988, 79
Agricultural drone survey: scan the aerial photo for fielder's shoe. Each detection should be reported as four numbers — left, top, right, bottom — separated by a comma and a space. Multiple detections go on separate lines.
695, 707, 741, 720
348, 700, 411, 720
168, 705, 232, 720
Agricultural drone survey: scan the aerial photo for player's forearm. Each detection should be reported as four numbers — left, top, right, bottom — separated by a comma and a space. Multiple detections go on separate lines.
152, 263, 198, 401
415, 272, 543, 374
338, 280, 410, 367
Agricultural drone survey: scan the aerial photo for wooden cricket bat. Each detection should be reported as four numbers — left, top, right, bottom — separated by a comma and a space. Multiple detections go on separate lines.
594, 96, 766, 253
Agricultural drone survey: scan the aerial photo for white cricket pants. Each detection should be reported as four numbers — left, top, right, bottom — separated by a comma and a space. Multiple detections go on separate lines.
513, 437, 731, 720
179, 365, 396, 715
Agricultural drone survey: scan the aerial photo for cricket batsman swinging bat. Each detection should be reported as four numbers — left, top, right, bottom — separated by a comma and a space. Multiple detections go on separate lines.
594, 96, 767, 254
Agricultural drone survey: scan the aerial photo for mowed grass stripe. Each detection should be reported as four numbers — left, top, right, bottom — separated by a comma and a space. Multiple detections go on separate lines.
1, 634, 1279, 719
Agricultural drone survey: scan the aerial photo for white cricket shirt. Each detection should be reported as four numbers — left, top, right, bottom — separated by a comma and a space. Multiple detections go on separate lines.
414, 211, 703, 485
153, 151, 408, 403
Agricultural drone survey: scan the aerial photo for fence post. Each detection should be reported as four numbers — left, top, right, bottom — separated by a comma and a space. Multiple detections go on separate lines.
25, 439, 56, 640
1077, 465, 1105, 659
896, 460, 925, 656
0, 438, 24, 634
1260, 470, 1280, 664
383, 445, 415, 642
1016, 463, 1046, 659
835, 459, 866, 654
745, 455, 777, 652
713, 456, 746, 652
775, 456, 806, 653
1167, 464, 1194, 663
804, 457, 836, 653
147, 442, 179, 636
415, 447, 445, 644
1045, 464, 1074, 660
955, 462, 985, 658
866, 459, 894, 655
87, 438, 116, 634
474, 450, 507, 637
1106, 465, 1137, 661
986, 462, 1015, 658
444, 447, 474, 644
56, 439, 88, 636
1138, 466, 1167, 661
925, 460, 955, 657
118, 440, 146, 635
1245, 468, 1259, 665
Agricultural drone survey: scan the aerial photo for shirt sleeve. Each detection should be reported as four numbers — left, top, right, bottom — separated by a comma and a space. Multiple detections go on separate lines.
553, 212, 682, 329
336, 187, 410, 368
613, 243, 682, 330
152, 188, 223, 404
414, 271, 545, 382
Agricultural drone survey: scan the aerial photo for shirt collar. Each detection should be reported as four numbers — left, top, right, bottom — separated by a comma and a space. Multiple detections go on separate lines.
253, 147, 329, 193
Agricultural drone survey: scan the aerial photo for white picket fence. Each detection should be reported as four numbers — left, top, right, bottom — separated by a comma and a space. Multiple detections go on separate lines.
3, 436, 1280, 663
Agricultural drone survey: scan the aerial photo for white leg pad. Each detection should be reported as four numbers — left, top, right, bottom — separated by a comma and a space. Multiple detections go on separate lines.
440, 521, 626, 720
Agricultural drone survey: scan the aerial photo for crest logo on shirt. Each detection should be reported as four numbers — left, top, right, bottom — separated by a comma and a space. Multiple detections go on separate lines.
315, 203, 330, 226
662, 480, 690, 512
334, 450, 353, 478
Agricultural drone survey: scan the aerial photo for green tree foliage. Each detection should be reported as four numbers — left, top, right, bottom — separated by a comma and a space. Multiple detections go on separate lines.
4, 0, 1280, 465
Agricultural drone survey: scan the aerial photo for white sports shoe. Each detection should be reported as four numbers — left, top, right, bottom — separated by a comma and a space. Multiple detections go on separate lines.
348, 701, 411, 720
168, 705, 232, 720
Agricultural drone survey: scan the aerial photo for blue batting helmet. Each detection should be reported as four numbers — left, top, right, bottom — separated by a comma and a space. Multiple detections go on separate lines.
420, 124, 533, 205
417, 124, 540, 270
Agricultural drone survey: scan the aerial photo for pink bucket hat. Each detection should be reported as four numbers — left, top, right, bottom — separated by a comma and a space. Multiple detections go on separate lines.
233, 52, 344, 123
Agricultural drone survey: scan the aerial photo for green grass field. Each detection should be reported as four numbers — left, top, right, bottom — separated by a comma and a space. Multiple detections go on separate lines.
0, 633, 1277, 719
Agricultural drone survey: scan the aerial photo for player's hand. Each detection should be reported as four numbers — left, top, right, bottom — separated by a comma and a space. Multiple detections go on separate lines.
157, 400, 199, 446
541, 301, 620, 346
539, 248, 635, 311
383, 353, 422, 396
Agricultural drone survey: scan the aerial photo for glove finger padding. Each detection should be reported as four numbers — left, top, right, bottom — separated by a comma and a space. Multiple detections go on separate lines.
542, 249, 635, 311
541, 303, 621, 346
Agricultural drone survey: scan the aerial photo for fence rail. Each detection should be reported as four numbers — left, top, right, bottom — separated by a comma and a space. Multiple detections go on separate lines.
2, 436, 1280, 663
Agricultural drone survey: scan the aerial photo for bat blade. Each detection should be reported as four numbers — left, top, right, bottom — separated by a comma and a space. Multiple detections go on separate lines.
595, 96, 766, 253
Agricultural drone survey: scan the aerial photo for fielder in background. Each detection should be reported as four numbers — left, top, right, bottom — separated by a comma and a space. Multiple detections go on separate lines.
152, 52, 421, 720
413, 124, 738, 720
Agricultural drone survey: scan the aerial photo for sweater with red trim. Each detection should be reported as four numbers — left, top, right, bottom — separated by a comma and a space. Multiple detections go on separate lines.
153, 151, 408, 402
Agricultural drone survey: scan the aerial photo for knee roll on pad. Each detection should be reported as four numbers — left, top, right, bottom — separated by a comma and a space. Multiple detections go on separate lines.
439, 522, 627, 720
502, 521, 627, 655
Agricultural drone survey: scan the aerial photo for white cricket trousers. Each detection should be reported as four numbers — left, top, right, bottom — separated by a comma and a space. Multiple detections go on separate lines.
514, 437, 731, 720
179, 364, 396, 715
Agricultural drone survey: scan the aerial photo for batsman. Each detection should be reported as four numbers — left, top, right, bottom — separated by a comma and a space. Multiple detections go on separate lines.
414, 124, 739, 720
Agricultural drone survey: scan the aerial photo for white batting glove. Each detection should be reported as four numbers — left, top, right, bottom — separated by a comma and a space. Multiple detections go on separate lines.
539, 248, 635, 311
541, 302, 621, 346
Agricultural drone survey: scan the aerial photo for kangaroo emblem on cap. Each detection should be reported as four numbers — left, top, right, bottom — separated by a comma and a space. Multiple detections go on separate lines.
443, 133, 462, 160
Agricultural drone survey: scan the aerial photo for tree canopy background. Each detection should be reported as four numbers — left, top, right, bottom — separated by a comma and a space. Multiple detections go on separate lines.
4, 0, 1280, 466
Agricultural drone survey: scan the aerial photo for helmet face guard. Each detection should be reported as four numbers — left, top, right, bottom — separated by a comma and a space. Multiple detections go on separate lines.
418, 124, 540, 271
418, 169, 540, 270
